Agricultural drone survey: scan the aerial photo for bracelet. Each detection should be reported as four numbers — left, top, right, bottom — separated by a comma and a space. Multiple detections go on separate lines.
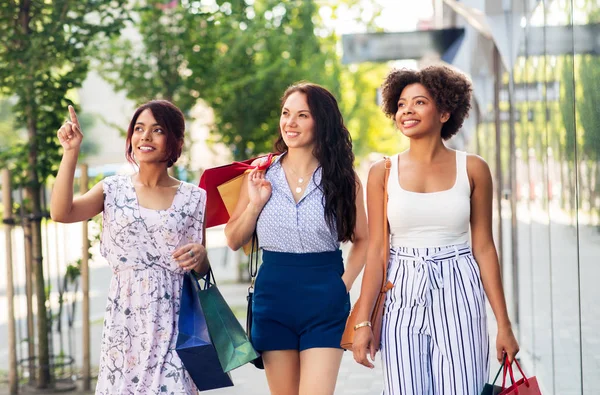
353, 321, 372, 331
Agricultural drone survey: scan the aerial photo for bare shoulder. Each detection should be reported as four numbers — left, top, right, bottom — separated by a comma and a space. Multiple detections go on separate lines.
368, 158, 387, 176
466, 153, 491, 178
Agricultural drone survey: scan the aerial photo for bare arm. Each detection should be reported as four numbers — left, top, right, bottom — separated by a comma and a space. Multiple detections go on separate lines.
224, 162, 272, 251
341, 174, 369, 291
354, 161, 386, 322
50, 106, 104, 223
468, 154, 519, 362
352, 160, 387, 368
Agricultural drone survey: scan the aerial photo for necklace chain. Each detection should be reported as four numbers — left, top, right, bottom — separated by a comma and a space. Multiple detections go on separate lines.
284, 163, 316, 194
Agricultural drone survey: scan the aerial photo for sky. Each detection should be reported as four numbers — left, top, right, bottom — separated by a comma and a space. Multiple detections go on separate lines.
321, 0, 434, 35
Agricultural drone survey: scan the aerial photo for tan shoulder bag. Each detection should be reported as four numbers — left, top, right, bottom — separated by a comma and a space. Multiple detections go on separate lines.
340, 157, 394, 351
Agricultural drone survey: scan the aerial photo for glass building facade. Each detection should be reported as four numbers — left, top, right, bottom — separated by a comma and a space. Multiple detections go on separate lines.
475, 1, 600, 394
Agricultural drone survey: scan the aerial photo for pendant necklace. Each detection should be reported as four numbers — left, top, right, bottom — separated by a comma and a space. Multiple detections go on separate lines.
286, 165, 315, 195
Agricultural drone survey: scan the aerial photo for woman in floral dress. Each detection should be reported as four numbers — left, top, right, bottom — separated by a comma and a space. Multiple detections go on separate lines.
50, 101, 209, 394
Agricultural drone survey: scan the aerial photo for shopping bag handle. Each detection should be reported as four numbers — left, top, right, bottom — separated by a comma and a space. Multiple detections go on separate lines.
490, 354, 507, 386
190, 267, 216, 290
502, 355, 530, 390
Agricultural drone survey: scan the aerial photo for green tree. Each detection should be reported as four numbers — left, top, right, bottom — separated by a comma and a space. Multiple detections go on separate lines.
339, 63, 404, 159
202, 0, 341, 159
97, 0, 221, 111
0, 0, 129, 388
96, 0, 226, 176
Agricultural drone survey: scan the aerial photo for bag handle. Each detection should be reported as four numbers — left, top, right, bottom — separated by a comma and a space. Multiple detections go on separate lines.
249, 231, 259, 285
490, 354, 507, 386
380, 157, 392, 291
502, 356, 529, 390
191, 267, 216, 290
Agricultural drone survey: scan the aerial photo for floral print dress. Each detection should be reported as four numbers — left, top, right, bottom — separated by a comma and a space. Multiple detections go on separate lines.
96, 175, 206, 394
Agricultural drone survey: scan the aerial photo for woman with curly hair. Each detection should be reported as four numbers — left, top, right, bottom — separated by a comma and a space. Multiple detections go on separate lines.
225, 82, 368, 395
351, 65, 519, 394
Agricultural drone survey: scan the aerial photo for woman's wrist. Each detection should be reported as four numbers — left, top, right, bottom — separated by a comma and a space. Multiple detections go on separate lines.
246, 201, 263, 215
353, 321, 372, 331
497, 319, 512, 331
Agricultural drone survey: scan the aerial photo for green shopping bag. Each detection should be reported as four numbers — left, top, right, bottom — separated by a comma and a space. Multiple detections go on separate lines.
193, 269, 259, 372
481, 356, 506, 395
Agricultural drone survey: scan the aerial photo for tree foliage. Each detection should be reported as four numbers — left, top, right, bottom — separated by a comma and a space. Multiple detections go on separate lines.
0, 0, 130, 387
99, 0, 343, 161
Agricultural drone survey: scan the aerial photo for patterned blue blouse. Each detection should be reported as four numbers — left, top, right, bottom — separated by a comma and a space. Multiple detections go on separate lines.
256, 154, 340, 253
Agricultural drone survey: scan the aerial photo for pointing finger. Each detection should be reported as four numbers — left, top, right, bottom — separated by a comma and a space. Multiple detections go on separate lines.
68, 105, 81, 128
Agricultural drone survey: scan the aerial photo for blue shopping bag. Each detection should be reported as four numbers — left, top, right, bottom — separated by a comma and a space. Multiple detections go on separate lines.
176, 272, 234, 392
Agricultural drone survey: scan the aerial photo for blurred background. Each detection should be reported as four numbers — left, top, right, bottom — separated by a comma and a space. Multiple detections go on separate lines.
0, 0, 598, 394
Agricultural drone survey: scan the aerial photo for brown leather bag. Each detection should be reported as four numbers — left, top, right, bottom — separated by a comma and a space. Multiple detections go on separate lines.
340, 157, 394, 351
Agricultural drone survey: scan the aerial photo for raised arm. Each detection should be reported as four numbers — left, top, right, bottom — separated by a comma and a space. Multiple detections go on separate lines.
468, 154, 519, 362
50, 106, 104, 223
224, 160, 272, 251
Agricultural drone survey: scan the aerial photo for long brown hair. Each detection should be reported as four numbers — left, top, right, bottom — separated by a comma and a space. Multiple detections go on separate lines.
275, 82, 357, 242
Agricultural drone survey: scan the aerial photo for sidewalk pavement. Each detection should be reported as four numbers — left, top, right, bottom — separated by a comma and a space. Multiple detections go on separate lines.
2, 279, 504, 394
0, 280, 384, 395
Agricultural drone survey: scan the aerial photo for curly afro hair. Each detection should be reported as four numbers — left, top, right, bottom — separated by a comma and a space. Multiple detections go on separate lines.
380, 65, 472, 140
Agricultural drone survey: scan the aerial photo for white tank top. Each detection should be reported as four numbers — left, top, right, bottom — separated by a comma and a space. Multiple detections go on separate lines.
387, 150, 471, 248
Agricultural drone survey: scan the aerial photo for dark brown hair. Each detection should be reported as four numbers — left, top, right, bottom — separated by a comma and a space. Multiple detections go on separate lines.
380, 65, 472, 140
274, 82, 357, 242
125, 100, 185, 167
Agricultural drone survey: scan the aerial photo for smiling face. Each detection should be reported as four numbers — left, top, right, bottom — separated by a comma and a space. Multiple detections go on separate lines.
395, 83, 449, 140
130, 109, 170, 165
279, 92, 316, 150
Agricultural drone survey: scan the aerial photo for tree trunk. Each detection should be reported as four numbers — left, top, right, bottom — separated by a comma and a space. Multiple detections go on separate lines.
26, 104, 51, 388
20, 0, 51, 386
2, 170, 19, 394
21, 191, 36, 384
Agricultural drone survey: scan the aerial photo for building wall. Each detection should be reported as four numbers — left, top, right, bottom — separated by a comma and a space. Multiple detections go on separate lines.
476, 1, 600, 394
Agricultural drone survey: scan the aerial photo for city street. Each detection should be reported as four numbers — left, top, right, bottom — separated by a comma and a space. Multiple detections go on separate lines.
1, 213, 598, 393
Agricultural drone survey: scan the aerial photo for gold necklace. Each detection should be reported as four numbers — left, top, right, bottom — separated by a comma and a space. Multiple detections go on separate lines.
285, 164, 315, 194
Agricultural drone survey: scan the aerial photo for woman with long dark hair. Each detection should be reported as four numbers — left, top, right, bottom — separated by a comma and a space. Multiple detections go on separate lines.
51, 101, 209, 394
225, 82, 368, 395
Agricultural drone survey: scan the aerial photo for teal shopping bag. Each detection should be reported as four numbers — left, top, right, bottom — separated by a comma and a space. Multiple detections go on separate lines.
194, 269, 260, 372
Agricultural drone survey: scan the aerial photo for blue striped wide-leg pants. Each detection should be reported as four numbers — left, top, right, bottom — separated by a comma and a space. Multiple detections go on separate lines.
381, 244, 489, 395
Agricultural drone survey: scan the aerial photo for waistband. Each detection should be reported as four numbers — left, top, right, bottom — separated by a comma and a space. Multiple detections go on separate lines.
262, 249, 342, 267
391, 243, 472, 261
390, 243, 473, 307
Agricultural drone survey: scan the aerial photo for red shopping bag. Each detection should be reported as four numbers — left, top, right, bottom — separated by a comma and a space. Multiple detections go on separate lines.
499, 358, 542, 395
198, 154, 277, 254
199, 153, 276, 228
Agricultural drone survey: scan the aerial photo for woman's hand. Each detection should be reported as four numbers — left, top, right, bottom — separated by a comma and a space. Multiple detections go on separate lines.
352, 326, 377, 369
247, 166, 272, 209
57, 106, 83, 152
173, 243, 208, 273
496, 324, 519, 363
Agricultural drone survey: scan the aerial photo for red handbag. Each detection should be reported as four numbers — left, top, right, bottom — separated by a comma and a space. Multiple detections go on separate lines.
499, 358, 542, 395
